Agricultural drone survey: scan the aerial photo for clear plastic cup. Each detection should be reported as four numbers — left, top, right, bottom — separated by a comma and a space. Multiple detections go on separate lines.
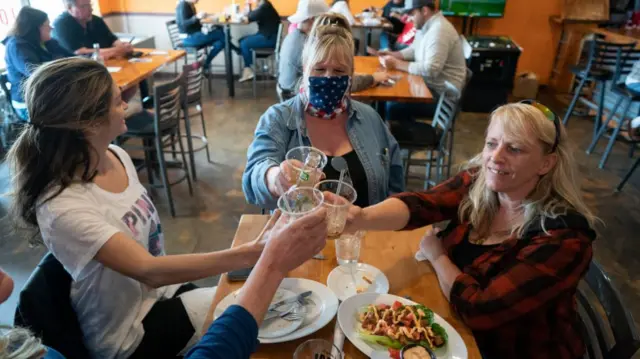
277, 187, 324, 222
285, 146, 328, 188
293, 339, 342, 359
335, 231, 364, 267
315, 180, 357, 238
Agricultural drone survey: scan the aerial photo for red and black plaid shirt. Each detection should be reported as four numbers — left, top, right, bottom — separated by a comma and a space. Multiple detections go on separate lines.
393, 170, 596, 359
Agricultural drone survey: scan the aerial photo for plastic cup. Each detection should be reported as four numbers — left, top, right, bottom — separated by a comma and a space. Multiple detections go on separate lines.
285, 146, 328, 188
335, 231, 364, 267
277, 187, 324, 223
315, 180, 357, 238
293, 339, 342, 359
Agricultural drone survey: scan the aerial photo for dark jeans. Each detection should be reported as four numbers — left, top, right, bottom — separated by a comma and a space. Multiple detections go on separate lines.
238, 33, 276, 67
182, 29, 226, 68
129, 283, 198, 358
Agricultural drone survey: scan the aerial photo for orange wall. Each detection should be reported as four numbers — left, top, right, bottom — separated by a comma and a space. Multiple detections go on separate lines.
98, 0, 387, 16
99, 0, 562, 84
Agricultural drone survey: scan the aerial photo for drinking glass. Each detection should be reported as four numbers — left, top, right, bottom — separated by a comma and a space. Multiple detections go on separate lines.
277, 187, 324, 222
315, 180, 357, 238
293, 339, 342, 359
285, 146, 328, 188
335, 231, 364, 267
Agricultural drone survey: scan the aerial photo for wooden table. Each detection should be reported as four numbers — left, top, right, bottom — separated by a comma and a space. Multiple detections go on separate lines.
203, 215, 481, 359
352, 56, 434, 103
105, 49, 185, 91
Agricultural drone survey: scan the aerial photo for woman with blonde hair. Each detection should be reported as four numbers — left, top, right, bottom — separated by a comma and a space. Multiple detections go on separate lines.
345, 101, 597, 359
244, 13, 404, 209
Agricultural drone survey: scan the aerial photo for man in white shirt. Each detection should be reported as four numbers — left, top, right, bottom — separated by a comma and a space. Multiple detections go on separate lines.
378, 0, 466, 121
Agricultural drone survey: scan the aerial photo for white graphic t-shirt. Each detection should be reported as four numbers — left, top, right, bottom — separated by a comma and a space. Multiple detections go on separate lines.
36, 145, 180, 359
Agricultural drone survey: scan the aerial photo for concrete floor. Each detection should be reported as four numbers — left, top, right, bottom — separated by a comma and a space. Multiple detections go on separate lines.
1, 80, 639, 346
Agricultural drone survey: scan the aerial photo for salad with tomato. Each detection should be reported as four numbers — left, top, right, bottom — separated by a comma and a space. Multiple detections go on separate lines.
358, 301, 447, 352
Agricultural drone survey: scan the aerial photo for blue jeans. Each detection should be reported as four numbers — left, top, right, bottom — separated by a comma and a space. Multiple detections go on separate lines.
238, 33, 276, 68
182, 29, 226, 68
379, 32, 409, 51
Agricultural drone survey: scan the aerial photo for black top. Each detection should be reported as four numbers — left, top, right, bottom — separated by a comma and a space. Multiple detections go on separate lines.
247, 0, 281, 38
176, 1, 202, 35
323, 150, 370, 208
382, 0, 406, 34
53, 12, 118, 53
451, 230, 499, 269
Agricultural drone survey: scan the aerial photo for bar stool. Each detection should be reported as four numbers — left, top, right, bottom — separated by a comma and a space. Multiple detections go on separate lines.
562, 38, 636, 141
586, 48, 640, 169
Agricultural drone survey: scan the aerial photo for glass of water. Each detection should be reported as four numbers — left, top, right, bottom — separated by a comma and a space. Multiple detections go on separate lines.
315, 180, 357, 239
335, 231, 364, 267
293, 339, 342, 359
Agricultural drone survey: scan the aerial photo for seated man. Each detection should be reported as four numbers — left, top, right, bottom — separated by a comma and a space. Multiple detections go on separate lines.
176, 0, 226, 72
53, 0, 149, 102
53, 0, 133, 59
379, 0, 466, 121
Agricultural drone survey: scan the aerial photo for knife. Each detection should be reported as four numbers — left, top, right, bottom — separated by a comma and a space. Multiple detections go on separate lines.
267, 291, 312, 313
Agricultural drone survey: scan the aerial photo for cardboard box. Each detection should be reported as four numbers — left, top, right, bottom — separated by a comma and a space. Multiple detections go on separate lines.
513, 72, 540, 99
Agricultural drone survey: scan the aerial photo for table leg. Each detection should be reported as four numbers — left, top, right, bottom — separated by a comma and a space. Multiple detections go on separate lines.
224, 24, 235, 98
366, 28, 372, 54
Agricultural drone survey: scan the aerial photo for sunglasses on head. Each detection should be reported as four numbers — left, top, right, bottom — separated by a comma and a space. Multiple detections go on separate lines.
519, 99, 560, 153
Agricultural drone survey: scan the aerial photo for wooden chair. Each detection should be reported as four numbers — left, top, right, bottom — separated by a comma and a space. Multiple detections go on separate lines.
586, 47, 640, 169
119, 73, 193, 217
577, 260, 640, 359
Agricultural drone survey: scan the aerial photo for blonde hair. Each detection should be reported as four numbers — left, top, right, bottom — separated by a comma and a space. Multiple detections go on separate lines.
301, 13, 355, 94
0, 327, 47, 359
459, 103, 598, 237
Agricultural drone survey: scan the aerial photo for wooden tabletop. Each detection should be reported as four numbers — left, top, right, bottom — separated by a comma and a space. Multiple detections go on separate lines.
203, 215, 481, 359
594, 28, 640, 48
105, 49, 186, 91
351, 56, 434, 103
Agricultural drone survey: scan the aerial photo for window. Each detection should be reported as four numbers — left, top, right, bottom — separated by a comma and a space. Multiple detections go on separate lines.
28, 0, 66, 24
0, 0, 23, 69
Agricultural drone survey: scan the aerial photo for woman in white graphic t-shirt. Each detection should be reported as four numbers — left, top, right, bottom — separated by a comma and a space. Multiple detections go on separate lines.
5, 57, 327, 359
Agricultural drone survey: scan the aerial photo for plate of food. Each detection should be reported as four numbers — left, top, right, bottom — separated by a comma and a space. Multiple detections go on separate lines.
337, 293, 467, 359
214, 278, 339, 344
327, 263, 390, 301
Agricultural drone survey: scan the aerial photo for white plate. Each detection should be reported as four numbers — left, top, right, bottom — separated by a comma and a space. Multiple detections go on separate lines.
327, 264, 390, 302
214, 278, 339, 344
255, 288, 307, 339
337, 293, 468, 359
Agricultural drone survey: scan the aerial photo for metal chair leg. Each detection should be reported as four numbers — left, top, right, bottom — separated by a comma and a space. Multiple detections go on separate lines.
155, 135, 176, 217
587, 95, 622, 155
425, 150, 433, 190
404, 150, 412, 187
176, 126, 194, 197
562, 77, 588, 126
199, 104, 212, 163
183, 108, 198, 181
599, 99, 633, 169
252, 52, 258, 98
144, 139, 155, 185
593, 80, 607, 141
616, 157, 640, 192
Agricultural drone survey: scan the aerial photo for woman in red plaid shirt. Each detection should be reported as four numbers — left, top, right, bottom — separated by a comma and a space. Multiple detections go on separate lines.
345, 102, 598, 359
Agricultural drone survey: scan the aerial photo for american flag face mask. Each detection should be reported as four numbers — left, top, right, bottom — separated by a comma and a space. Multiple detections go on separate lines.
303, 75, 351, 120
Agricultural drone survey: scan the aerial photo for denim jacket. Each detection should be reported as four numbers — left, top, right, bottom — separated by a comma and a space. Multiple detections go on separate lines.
243, 95, 405, 209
